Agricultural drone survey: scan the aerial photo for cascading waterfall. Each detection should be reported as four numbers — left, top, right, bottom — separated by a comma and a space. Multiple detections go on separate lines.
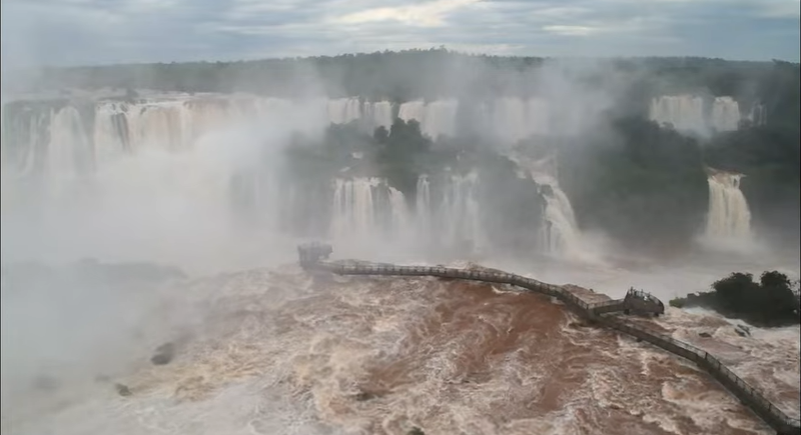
705, 171, 752, 240
2, 102, 54, 179
649, 95, 748, 135
363, 101, 393, 132
398, 100, 459, 139
327, 98, 362, 125
5, 93, 760, 258
748, 103, 767, 126
491, 97, 551, 143
517, 155, 583, 258
6, 93, 755, 170
329, 177, 412, 244
45, 106, 94, 200
415, 175, 431, 237
532, 174, 582, 258
387, 185, 412, 237
439, 172, 485, 252
710, 96, 741, 132
649, 95, 707, 134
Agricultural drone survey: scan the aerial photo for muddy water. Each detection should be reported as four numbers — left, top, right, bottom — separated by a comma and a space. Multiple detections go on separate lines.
2, 266, 795, 435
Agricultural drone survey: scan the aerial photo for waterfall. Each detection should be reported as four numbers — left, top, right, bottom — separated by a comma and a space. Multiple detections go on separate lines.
329, 177, 412, 245
705, 171, 751, 240
649, 95, 707, 134
2, 102, 52, 179
46, 106, 93, 197
398, 100, 459, 139
327, 98, 362, 125
748, 103, 767, 126
493, 97, 529, 143
710, 97, 741, 132
532, 173, 581, 258
650, 95, 744, 135
363, 101, 393, 132
439, 172, 485, 252
415, 175, 431, 237
331, 178, 378, 241
388, 186, 412, 237
515, 154, 583, 258
398, 100, 426, 130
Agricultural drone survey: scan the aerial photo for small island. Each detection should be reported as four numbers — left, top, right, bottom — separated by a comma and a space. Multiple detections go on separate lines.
670, 271, 801, 327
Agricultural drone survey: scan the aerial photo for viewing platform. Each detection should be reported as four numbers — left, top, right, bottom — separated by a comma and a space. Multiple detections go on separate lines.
589, 288, 666, 317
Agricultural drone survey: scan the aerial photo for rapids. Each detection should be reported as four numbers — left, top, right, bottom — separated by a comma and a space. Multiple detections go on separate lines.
1, 263, 797, 435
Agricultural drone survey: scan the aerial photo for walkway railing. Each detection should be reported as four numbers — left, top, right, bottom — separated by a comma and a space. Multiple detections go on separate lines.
315, 261, 801, 435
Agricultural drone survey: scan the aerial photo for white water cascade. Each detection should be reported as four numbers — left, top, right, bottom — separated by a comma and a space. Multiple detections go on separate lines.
491, 97, 551, 143
415, 175, 432, 238
649, 95, 707, 134
532, 177, 581, 258
398, 100, 459, 139
514, 154, 583, 259
329, 177, 412, 248
705, 171, 752, 241
330, 178, 381, 241
649, 95, 753, 135
710, 96, 741, 132
362, 101, 394, 132
439, 172, 485, 252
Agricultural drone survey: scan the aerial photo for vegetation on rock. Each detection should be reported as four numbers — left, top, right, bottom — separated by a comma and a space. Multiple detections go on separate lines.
669, 271, 800, 327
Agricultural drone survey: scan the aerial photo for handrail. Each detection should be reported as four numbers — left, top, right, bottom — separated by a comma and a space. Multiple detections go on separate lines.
314, 261, 801, 434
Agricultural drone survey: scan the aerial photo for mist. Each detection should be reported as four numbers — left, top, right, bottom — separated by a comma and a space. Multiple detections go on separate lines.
2, 29, 799, 435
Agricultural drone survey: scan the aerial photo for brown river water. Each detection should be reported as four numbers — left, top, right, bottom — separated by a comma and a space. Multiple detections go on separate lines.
1, 264, 798, 435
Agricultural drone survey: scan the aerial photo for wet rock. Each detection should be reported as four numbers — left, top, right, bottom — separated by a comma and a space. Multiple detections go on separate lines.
150, 342, 176, 365
354, 391, 376, 402
354, 388, 386, 401
407, 428, 425, 435
735, 324, 751, 337
698, 332, 713, 338
115, 383, 132, 397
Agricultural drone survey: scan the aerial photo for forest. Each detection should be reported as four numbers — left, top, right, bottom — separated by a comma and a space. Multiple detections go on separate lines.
7, 48, 798, 104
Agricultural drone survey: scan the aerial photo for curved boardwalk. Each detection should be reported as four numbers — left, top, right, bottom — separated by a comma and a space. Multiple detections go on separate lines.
314, 261, 801, 435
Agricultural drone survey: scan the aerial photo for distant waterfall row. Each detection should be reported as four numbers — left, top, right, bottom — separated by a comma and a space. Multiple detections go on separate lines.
1, 95, 757, 256
649, 95, 765, 135
2, 93, 760, 181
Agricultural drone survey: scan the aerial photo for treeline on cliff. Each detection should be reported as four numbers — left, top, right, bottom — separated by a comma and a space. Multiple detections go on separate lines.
10, 49, 797, 104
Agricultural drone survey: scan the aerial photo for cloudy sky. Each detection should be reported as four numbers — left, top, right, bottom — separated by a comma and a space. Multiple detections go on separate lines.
1, 0, 799, 67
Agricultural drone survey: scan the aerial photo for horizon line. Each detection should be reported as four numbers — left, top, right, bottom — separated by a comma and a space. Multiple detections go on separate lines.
3, 48, 799, 73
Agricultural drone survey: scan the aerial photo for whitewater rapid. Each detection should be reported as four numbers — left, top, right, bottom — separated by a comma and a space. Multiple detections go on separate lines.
2, 263, 796, 435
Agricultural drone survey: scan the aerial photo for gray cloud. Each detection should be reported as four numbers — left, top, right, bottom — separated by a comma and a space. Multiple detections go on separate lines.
1, 0, 798, 68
